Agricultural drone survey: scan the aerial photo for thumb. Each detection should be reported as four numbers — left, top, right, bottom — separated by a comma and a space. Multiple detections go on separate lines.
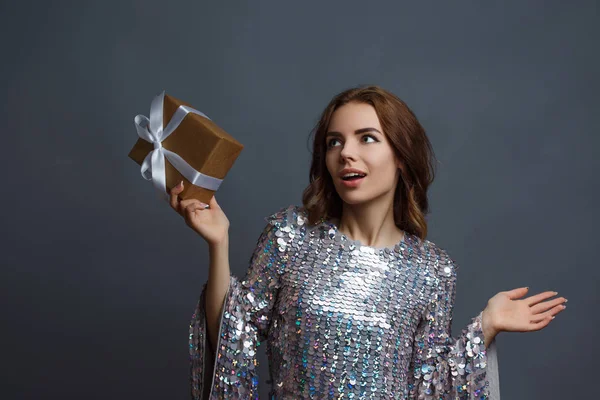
208, 194, 220, 210
505, 286, 529, 299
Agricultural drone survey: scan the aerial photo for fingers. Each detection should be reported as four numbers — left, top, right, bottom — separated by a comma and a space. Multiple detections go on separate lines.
180, 199, 209, 213
530, 305, 562, 322
525, 291, 559, 307
170, 181, 184, 212
182, 202, 208, 219
530, 296, 567, 314
168, 181, 209, 215
529, 316, 553, 331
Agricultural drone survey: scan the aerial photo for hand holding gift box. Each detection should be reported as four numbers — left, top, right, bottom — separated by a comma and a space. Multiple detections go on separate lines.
129, 91, 243, 204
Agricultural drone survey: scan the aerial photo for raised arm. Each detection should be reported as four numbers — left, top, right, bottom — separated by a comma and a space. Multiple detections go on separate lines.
189, 206, 294, 399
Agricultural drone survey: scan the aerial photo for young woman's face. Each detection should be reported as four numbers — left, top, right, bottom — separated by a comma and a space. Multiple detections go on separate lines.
325, 102, 402, 206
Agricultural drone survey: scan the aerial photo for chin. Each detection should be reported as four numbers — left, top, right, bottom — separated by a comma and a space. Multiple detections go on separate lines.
339, 197, 365, 206
336, 191, 371, 206
336, 187, 394, 207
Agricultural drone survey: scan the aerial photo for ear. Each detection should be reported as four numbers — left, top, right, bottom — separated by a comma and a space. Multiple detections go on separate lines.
396, 160, 404, 172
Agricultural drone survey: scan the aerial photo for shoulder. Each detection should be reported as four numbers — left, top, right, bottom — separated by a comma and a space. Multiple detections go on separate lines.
264, 204, 307, 229
416, 237, 459, 282
263, 205, 308, 249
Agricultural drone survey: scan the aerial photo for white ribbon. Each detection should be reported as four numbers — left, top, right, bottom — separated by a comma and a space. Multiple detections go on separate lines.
134, 91, 223, 202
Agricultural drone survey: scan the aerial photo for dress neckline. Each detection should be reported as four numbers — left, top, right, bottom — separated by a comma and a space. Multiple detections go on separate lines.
323, 218, 412, 253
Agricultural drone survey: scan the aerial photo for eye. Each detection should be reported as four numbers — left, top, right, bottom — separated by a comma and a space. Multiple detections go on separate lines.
326, 134, 379, 150
362, 134, 377, 143
326, 138, 341, 149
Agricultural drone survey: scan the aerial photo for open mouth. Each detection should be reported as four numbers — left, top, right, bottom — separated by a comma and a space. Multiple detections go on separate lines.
341, 174, 367, 181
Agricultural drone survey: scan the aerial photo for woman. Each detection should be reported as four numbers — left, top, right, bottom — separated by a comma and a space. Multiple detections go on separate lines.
175, 86, 567, 399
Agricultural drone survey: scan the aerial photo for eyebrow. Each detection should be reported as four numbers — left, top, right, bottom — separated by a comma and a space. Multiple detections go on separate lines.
325, 128, 382, 138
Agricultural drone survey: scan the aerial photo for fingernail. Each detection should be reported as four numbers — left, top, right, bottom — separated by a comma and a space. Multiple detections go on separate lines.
552, 316, 555, 319
564, 299, 568, 303
179, 180, 184, 188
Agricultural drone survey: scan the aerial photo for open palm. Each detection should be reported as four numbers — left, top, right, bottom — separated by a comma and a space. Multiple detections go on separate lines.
485, 287, 567, 333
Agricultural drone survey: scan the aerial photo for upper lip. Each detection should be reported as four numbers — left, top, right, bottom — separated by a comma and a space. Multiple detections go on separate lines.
339, 168, 367, 178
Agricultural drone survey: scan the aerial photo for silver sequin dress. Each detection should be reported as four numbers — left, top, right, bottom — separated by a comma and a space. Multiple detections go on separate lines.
189, 205, 501, 399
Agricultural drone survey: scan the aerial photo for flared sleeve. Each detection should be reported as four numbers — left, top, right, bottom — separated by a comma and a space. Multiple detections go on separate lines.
408, 250, 501, 400
188, 206, 293, 399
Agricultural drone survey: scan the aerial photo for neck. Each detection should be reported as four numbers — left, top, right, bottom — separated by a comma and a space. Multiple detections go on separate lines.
336, 197, 404, 248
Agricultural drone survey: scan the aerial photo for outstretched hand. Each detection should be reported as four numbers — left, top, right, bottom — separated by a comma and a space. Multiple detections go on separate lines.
481, 287, 567, 345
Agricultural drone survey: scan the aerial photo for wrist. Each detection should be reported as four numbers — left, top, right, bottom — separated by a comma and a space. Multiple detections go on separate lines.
208, 231, 229, 247
481, 307, 498, 345
209, 236, 229, 252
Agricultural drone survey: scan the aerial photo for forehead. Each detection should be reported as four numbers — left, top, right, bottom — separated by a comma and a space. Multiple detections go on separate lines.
328, 102, 381, 131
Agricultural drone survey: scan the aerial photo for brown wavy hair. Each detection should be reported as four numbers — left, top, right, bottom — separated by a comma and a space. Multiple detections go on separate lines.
301, 85, 438, 241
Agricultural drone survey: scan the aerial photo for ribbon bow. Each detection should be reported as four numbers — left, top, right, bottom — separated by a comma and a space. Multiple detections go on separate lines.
134, 91, 223, 202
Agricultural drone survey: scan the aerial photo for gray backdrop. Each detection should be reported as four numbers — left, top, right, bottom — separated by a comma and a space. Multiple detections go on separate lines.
2, 0, 597, 399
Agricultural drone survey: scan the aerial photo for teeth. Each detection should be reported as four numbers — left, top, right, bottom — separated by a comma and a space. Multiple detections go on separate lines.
343, 173, 365, 179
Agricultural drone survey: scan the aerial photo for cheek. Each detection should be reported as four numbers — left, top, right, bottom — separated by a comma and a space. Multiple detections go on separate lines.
325, 153, 336, 176
368, 153, 397, 175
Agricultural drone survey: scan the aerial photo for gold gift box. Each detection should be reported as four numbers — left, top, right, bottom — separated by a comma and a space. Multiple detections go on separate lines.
129, 93, 243, 204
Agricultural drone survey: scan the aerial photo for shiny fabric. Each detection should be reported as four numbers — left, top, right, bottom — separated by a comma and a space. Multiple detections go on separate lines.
189, 205, 500, 399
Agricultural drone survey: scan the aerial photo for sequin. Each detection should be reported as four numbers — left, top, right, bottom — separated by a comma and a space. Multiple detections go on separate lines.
189, 205, 497, 399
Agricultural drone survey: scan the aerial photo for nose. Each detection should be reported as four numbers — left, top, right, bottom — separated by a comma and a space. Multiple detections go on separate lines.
339, 140, 358, 162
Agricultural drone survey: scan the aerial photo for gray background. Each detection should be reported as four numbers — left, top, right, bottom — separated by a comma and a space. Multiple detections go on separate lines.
2, 0, 597, 399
